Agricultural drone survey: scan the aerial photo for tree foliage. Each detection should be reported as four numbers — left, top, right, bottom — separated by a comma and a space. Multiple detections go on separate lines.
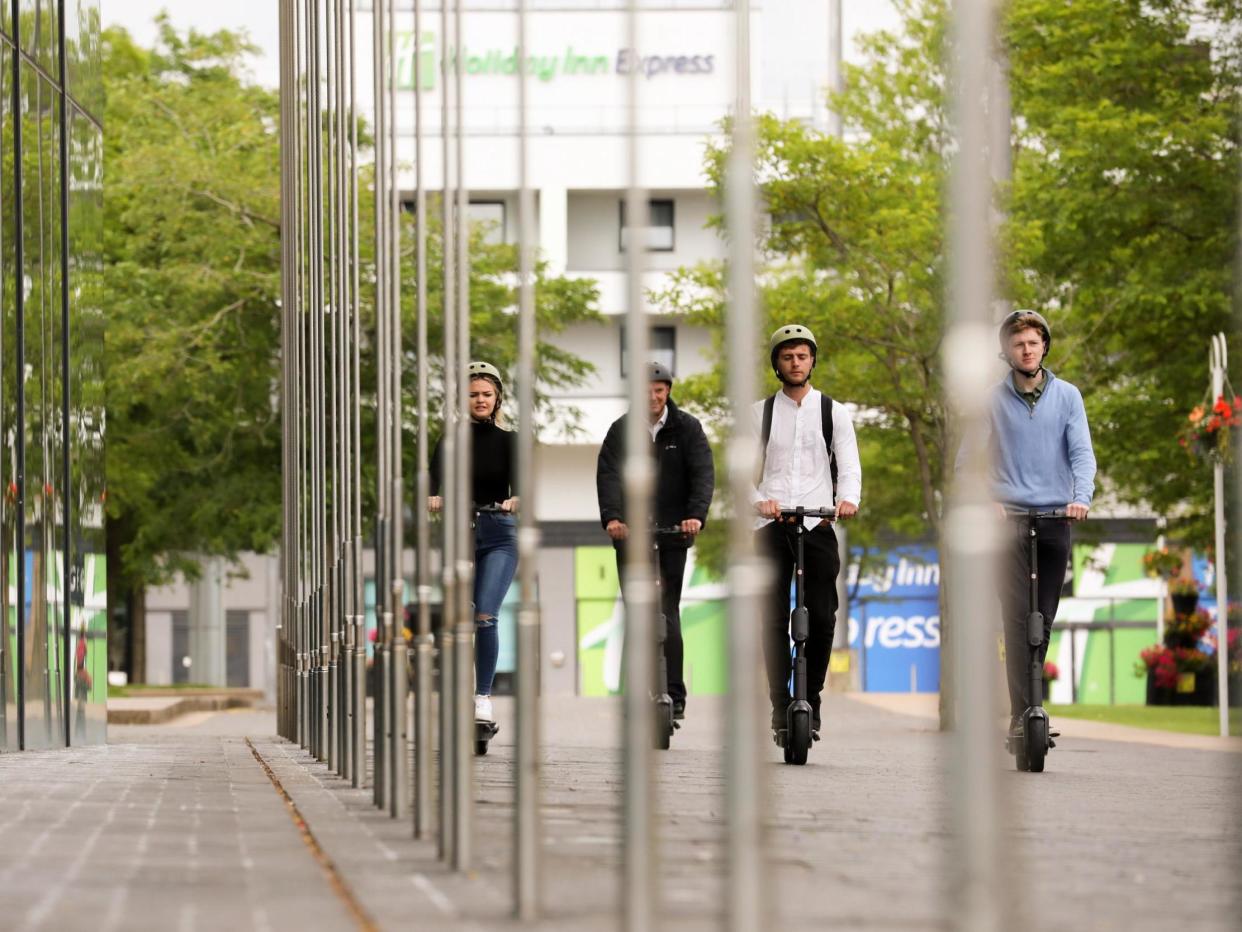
663, 0, 1240, 570
104, 20, 601, 597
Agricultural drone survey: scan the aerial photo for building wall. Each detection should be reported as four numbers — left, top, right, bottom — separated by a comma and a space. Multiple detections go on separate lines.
1, 2, 106, 752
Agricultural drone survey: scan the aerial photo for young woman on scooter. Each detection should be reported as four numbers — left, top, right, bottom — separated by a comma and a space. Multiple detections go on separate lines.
752, 324, 861, 743
429, 361, 519, 729
968, 311, 1096, 741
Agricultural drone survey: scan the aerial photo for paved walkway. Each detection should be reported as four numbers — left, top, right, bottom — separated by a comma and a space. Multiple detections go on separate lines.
1, 698, 1239, 930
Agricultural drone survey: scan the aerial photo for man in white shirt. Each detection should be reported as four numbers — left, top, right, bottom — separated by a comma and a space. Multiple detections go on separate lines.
752, 325, 861, 739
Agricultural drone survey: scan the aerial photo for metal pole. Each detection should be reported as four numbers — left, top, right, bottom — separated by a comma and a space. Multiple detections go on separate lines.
336, 0, 354, 783
514, 0, 542, 918
438, 0, 459, 864
621, 0, 656, 926
311, 0, 330, 766
279, 0, 294, 743
373, 0, 390, 810
826, 0, 843, 138
724, 3, 768, 929
325, 0, 340, 778
412, 0, 436, 842
944, 1, 1008, 930
1211, 333, 1230, 736
1155, 526, 1167, 644
452, 0, 475, 874
349, 0, 367, 790
387, 0, 409, 820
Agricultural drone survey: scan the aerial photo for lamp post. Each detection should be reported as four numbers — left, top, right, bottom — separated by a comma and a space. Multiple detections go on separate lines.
1210, 332, 1230, 737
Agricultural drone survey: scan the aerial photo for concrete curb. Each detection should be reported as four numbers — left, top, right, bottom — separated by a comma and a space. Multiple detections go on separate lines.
107, 692, 263, 725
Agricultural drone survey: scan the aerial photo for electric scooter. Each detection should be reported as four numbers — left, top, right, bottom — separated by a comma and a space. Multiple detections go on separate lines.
775, 506, 836, 766
651, 525, 687, 751
1003, 507, 1066, 773
472, 503, 510, 756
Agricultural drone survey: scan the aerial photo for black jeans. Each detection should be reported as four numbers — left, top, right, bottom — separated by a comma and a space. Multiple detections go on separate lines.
615, 542, 689, 706
1001, 518, 1071, 718
757, 520, 841, 719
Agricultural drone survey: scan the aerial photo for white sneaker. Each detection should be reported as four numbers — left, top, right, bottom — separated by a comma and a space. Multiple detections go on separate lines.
474, 695, 494, 723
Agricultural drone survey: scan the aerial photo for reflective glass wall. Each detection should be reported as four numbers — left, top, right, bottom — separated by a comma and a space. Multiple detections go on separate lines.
0, 0, 104, 752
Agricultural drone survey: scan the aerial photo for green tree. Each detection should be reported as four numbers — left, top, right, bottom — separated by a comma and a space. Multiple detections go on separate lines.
1006, 0, 1240, 546
103, 21, 600, 679
661, 0, 1239, 726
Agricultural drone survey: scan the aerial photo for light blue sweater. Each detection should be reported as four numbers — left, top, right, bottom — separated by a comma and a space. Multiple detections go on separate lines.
960, 369, 1097, 508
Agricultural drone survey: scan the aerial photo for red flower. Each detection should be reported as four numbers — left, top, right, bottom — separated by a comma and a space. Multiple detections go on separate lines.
1207, 416, 1221, 432
1214, 396, 1233, 418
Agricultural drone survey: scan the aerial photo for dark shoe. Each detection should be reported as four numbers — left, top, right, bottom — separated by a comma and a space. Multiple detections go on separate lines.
673, 700, 685, 721
771, 704, 788, 732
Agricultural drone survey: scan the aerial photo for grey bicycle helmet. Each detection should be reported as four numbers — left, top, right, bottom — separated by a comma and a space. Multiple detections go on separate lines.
998, 310, 1051, 355
769, 324, 818, 357
647, 361, 674, 386
467, 360, 503, 390
769, 324, 818, 381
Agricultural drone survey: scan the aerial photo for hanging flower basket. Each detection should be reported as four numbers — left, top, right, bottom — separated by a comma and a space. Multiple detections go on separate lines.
1178, 392, 1240, 464
1141, 547, 1184, 579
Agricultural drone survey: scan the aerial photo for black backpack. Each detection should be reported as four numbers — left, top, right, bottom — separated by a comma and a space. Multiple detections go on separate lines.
756, 392, 837, 492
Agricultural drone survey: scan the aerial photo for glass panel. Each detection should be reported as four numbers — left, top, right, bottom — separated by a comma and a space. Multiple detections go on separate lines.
0, 40, 16, 751
18, 0, 57, 78
67, 105, 103, 745
64, 1, 100, 119
20, 67, 63, 749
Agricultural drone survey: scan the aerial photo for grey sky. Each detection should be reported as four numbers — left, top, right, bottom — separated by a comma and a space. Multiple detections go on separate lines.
104, 2, 902, 90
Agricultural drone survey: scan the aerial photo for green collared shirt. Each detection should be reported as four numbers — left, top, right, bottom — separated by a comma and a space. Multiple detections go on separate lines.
1012, 369, 1045, 411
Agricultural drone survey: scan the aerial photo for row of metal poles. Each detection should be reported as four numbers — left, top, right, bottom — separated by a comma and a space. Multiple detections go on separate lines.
276, 0, 1011, 925
275, 0, 542, 906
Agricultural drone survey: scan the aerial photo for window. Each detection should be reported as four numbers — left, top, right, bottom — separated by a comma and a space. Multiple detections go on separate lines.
619, 198, 675, 252
620, 325, 677, 377
469, 200, 507, 245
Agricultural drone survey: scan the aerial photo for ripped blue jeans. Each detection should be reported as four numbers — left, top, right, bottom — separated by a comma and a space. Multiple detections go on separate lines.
473, 511, 518, 696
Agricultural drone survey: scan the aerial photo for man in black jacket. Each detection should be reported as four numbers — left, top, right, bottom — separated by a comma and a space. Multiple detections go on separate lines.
596, 362, 715, 720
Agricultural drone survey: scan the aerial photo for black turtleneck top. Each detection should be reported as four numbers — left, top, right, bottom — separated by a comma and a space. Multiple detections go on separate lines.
429, 420, 517, 505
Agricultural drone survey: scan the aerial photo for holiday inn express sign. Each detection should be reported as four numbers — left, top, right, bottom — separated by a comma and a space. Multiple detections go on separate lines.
397, 31, 718, 89
374, 8, 740, 136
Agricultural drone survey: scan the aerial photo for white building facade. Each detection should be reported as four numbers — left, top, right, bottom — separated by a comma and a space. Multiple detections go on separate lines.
145, 1, 837, 695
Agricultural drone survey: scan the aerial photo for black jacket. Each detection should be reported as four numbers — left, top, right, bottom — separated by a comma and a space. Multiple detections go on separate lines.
596, 399, 715, 546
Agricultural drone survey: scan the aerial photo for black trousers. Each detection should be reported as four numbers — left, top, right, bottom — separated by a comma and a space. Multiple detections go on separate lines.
615, 543, 689, 705
1000, 518, 1071, 718
757, 521, 841, 717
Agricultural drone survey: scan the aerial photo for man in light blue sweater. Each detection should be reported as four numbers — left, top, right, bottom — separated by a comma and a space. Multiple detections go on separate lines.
965, 310, 1096, 738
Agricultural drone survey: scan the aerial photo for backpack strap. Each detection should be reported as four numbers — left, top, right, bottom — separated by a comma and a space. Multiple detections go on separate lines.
754, 394, 776, 486
821, 393, 838, 494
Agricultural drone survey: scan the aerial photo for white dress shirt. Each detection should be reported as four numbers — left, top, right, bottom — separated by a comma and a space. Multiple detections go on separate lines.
648, 404, 669, 442
751, 388, 862, 530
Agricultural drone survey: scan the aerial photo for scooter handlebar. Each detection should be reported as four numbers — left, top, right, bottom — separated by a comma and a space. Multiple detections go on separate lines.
474, 503, 511, 515
777, 506, 837, 519
651, 525, 688, 537
1003, 507, 1068, 520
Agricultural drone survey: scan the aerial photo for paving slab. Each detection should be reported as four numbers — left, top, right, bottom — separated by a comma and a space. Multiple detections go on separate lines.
2, 695, 1239, 931
0, 730, 356, 932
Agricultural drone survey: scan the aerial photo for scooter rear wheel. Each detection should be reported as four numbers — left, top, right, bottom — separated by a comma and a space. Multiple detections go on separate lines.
656, 705, 673, 750
788, 712, 811, 766
1026, 717, 1047, 773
